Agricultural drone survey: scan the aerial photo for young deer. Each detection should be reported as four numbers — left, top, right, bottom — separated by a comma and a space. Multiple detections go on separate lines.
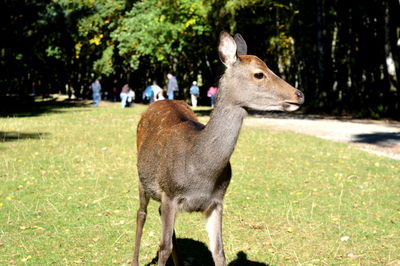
133, 32, 304, 266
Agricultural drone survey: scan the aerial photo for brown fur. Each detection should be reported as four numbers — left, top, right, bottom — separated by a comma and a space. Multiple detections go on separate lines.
137, 100, 203, 153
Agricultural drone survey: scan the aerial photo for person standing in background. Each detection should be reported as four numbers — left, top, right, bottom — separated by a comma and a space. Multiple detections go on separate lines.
166, 73, 178, 100
189, 81, 200, 108
207, 85, 218, 108
91, 79, 102, 107
112, 87, 118, 102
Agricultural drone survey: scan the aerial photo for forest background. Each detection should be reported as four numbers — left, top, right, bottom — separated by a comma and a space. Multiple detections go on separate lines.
1, 0, 400, 119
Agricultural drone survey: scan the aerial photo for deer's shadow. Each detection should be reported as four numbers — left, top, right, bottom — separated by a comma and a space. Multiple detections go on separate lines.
145, 238, 268, 266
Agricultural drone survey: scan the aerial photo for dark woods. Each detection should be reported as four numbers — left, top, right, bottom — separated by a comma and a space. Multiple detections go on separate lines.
1, 0, 399, 119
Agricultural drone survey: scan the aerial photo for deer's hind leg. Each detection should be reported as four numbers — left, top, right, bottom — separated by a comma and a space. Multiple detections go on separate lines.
132, 184, 150, 266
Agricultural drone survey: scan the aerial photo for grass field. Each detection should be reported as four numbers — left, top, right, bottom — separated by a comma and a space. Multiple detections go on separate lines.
1, 99, 399, 265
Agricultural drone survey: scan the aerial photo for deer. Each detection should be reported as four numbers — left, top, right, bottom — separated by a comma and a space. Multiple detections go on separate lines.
132, 31, 304, 266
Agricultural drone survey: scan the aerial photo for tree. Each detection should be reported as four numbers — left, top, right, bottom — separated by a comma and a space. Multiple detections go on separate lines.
1, 0, 399, 118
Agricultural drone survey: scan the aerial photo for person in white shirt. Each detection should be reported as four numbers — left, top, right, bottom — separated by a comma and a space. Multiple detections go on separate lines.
151, 84, 164, 102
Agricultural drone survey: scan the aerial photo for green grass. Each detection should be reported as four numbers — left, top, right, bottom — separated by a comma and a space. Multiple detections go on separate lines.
1, 100, 399, 265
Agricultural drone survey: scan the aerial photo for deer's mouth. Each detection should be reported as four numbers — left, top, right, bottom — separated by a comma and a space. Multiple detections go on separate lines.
283, 102, 301, 111
244, 101, 301, 112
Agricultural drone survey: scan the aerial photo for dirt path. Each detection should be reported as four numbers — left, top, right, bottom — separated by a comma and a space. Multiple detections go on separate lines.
245, 113, 400, 161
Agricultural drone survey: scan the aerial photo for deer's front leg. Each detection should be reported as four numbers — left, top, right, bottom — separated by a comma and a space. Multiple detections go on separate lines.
206, 204, 226, 266
158, 194, 178, 266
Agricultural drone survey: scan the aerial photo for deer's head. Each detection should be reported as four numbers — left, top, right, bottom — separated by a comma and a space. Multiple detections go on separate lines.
218, 31, 304, 112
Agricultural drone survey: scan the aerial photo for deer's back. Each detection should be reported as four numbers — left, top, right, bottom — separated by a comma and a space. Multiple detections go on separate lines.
137, 100, 203, 153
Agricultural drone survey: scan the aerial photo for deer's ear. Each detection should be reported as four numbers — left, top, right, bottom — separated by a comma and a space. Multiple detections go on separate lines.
234, 33, 247, 56
218, 31, 237, 68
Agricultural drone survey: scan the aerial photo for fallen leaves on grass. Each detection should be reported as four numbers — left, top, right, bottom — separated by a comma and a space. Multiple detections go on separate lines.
93, 236, 102, 242
340, 235, 350, 241
239, 219, 269, 230
21, 255, 32, 262
19, 225, 46, 230
346, 252, 365, 259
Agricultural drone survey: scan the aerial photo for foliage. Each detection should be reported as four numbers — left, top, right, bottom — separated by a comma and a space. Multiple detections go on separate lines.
93, 46, 115, 76
1, 0, 399, 118
0, 102, 399, 264
109, 0, 214, 97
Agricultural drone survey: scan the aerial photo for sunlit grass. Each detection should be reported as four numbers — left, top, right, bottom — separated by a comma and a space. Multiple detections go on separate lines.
0, 101, 399, 265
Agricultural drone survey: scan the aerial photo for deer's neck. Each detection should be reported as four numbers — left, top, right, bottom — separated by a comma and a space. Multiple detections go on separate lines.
192, 101, 247, 176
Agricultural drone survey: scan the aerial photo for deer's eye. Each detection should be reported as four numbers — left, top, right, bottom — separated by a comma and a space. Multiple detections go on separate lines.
254, 73, 264, 79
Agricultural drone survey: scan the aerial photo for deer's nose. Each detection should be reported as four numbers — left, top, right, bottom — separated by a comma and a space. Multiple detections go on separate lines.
295, 90, 305, 104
